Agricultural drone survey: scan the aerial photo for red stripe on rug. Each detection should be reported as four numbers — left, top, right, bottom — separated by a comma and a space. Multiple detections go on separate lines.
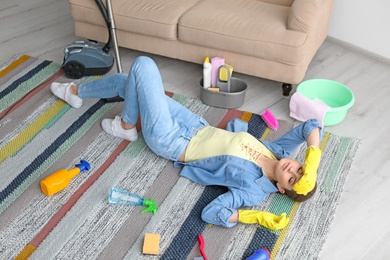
165, 91, 174, 97
0, 69, 63, 119
29, 139, 131, 247
216, 109, 244, 129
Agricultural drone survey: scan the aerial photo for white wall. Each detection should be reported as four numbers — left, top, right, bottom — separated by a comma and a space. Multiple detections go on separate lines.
328, 0, 390, 60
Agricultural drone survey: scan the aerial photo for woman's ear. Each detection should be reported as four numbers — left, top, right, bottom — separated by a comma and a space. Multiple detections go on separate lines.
276, 183, 285, 194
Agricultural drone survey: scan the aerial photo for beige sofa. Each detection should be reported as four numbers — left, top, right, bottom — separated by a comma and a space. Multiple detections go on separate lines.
69, 0, 333, 95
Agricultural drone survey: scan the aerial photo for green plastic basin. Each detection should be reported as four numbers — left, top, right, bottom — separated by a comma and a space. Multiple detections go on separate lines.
296, 79, 355, 126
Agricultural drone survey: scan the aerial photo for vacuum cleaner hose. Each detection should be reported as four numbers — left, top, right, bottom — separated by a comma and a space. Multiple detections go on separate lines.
95, 0, 112, 53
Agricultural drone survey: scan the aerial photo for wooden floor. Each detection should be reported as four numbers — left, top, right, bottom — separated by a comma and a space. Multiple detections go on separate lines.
2, 1, 390, 259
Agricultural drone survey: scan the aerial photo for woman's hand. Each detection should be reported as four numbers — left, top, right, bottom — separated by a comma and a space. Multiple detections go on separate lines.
293, 146, 322, 195
237, 210, 290, 230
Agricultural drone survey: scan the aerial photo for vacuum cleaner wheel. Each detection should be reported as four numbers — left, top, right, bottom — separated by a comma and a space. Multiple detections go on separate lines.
64, 60, 86, 79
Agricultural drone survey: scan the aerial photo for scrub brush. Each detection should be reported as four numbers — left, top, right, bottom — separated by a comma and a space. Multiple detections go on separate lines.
261, 109, 279, 130
194, 234, 208, 260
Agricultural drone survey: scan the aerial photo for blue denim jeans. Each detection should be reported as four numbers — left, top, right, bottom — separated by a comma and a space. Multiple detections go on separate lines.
78, 56, 208, 161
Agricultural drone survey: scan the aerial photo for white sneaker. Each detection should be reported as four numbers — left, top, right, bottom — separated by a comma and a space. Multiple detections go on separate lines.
50, 82, 83, 108
101, 116, 138, 141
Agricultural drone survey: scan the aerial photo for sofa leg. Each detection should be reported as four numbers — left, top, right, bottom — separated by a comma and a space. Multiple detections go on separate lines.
282, 83, 293, 96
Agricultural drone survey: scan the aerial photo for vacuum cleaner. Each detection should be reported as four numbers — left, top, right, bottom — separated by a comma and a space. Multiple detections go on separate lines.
62, 0, 122, 79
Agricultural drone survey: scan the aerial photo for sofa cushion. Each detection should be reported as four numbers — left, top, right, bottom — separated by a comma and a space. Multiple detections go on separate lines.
70, 0, 200, 41
178, 0, 307, 65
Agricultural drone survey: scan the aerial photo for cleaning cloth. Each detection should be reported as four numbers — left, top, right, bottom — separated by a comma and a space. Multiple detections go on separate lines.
289, 92, 330, 127
211, 57, 225, 87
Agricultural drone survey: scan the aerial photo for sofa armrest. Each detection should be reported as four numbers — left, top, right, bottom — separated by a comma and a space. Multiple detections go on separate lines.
288, 0, 331, 34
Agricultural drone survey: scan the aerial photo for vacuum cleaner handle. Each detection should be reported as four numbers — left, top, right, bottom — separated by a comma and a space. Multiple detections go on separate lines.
96, 0, 125, 102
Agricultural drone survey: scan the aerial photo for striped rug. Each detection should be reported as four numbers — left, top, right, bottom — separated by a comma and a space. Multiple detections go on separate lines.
0, 55, 360, 260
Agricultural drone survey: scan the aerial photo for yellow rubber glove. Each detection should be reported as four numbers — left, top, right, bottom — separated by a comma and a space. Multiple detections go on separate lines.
293, 146, 322, 195
238, 210, 290, 230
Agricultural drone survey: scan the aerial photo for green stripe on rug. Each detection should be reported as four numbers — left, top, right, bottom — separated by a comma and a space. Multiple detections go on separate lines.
321, 136, 355, 193
122, 133, 148, 158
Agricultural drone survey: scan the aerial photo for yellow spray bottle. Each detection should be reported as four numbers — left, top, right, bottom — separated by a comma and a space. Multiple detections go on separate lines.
40, 160, 90, 196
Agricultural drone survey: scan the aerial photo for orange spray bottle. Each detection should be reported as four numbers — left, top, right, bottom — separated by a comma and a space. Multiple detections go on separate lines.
40, 160, 90, 196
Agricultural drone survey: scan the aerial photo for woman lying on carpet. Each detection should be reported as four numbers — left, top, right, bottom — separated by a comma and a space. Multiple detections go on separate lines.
51, 56, 323, 230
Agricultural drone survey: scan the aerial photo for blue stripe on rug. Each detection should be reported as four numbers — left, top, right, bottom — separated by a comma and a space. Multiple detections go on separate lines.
247, 114, 268, 139
0, 99, 105, 204
242, 227, 277, 259
161, 185, 228, 259
0, 60, 52, 99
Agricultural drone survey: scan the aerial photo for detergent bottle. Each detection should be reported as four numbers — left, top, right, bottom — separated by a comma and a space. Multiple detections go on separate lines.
40, 160, 90, 196
203, 57, 212, 89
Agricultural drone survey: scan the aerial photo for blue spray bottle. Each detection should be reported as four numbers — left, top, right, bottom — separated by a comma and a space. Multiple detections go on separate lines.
246, 248, 270, 260
108, 186, 158, 214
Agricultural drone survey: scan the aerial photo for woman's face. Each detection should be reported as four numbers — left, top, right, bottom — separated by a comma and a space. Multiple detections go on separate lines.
274, 158, 303, 194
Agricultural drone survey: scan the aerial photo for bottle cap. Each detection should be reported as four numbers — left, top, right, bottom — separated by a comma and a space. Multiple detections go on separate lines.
142, 198, 158, 214
75, 160, 90, 171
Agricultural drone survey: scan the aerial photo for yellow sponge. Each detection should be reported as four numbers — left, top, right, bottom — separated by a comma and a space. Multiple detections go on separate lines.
143, 233, 160, 255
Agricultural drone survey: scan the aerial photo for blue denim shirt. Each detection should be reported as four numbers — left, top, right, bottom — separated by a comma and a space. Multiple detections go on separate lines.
174, 119, 322, 228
